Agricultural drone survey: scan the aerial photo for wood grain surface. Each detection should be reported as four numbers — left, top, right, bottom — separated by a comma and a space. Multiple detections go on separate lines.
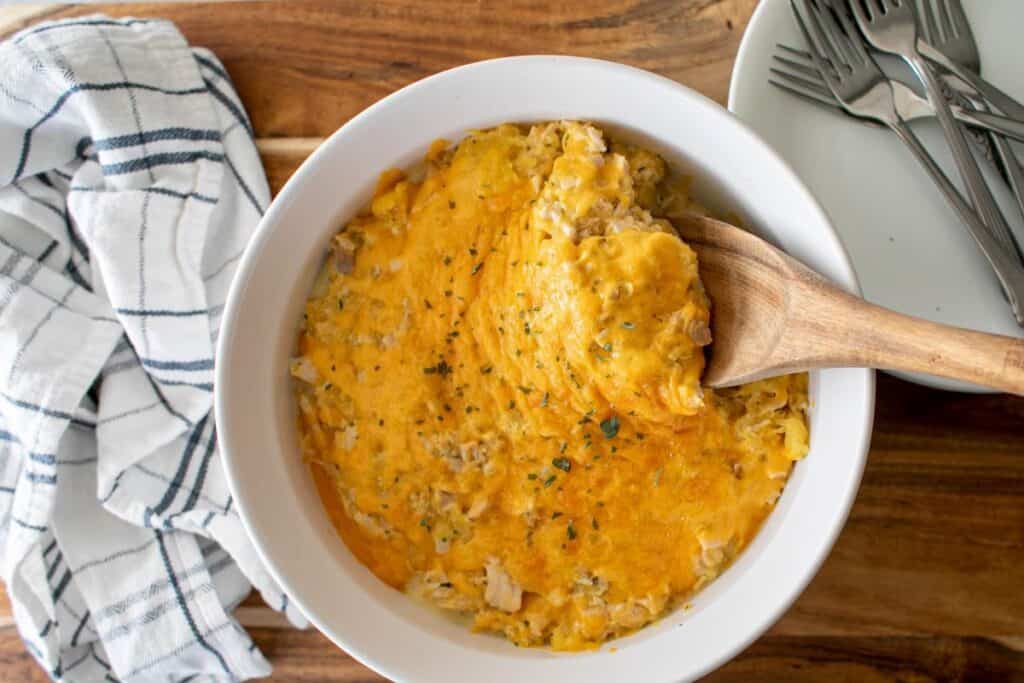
1, 2, 1023, 681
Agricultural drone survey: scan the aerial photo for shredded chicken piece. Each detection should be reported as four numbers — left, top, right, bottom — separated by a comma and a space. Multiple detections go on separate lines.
289, 357, 319, 384
332, 234, 356, 273
484, 558, 522, 613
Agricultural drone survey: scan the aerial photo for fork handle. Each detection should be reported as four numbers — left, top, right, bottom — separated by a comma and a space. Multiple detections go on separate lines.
919, 39, 1024, 123
890, 118, 1024, 325
955, 109, 1024, 145
993, 135, 1024, 220
906, 54, 1013, 250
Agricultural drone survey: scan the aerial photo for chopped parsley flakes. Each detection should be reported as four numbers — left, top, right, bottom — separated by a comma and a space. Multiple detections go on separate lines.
600, 415, 620, 439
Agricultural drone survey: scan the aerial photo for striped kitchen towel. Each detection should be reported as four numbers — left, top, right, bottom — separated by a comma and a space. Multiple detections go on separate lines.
0, 15, 307, 682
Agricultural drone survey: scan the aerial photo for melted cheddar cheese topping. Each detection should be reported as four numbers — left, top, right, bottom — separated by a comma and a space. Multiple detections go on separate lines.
292, 122, 809, 651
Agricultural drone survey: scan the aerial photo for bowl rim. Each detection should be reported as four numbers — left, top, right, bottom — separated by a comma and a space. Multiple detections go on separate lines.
215, 54, 875, 683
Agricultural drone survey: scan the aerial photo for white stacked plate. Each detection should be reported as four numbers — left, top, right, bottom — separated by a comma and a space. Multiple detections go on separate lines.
729, 0, 1024, 392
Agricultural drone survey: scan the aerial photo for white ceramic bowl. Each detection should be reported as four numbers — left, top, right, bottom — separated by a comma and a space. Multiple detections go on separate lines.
216, 56, 875, 683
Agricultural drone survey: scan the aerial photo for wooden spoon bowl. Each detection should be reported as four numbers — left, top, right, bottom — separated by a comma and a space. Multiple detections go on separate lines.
675, 214, 1024, 394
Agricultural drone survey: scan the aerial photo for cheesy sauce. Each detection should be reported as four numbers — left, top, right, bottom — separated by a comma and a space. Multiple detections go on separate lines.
292, 122, 809, 651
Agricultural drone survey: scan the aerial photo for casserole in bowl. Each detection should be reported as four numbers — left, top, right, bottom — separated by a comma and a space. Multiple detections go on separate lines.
215, 56, 874, 682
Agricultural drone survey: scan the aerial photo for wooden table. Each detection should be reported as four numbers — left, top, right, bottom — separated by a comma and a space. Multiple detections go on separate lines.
1, 2, 1022, 680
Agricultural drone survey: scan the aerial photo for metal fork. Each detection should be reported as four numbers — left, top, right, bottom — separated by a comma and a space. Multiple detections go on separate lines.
769, 44, 1024, 229
770, 46, 1024, 143
790, 0, 1024, 324
918, 0, 1024, 257
848, 0, 1013, 249
915, 0, 1024, 121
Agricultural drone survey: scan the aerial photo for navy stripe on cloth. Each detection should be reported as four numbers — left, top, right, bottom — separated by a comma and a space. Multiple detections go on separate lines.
64, 259, 91, 291
146, 415, 209, 527
47, 552, 62, 580
134, 463, 229, 512
12, 517, 47, 532
100, 150, 224, 176
64, 648, 91, 674
75, 538, 158, 575
101, 556, 233, 643
154, 530, 233, 677
38, 240, 58, 262
181, 426, 217, 512
51, 569, 72, 602
194, 54, 229, 82
162, 379, 213, 392
93, 127, 221, 151
14, 18, 154, 42
145, 373, 192, 427
26, 472, 57, 485
2, 393, 72, 420
70, 610, 91, 648
140, 357, 214, 371
115, 307, 208, 317
64, 206, 89, 262
0, 393, 96, 428
13, 82, 208, 182
12, 181, 64, 220
29, 452, 56, 465
202, 77, 253, 138
224, 154, 264, 215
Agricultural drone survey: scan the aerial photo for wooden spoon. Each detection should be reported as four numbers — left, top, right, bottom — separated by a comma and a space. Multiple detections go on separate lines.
674, 214, 1024, 394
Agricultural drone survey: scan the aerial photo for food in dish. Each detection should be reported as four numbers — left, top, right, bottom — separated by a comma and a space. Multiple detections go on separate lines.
291, 121, 809, 650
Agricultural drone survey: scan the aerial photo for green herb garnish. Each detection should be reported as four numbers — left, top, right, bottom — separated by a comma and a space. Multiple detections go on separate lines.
422, 359, 453, 376
600, 415, 620, 439
552, 457, 571, 472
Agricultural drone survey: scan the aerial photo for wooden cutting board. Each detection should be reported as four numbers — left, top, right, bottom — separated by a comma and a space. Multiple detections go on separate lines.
1, 2, 1022, 681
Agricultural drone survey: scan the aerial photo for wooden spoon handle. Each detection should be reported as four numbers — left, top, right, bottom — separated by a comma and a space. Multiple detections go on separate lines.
798, 283, 1024, 394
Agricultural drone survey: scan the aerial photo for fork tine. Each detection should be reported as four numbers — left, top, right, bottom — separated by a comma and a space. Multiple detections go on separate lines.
769, 78, 844, 113
791, 0, 843, 89
807, 0, 859, 68
917, 0, 940, 44
776, 44, 846, 79
848, 0, 872, 27
777, 43, 814, 60
936, 0, 955, 39
772, 53, 826, 82
943, 0, 972, 40
769, 63, 833, 97
823, 0, 870, 65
